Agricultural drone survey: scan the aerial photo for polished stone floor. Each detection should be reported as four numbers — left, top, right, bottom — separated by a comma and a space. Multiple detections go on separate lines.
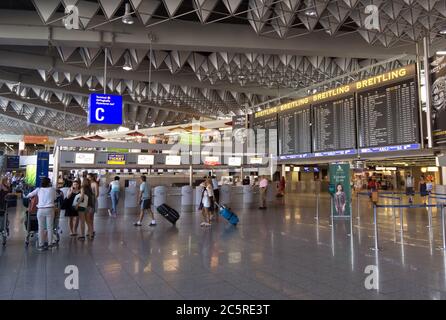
1, 192, 446, 300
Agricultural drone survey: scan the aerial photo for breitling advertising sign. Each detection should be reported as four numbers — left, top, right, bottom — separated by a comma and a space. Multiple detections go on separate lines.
255, 64, 416, 119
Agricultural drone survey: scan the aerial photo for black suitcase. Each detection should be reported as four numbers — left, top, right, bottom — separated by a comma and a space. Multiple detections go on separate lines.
24, 212, 38, 232
156, 204, 180, 225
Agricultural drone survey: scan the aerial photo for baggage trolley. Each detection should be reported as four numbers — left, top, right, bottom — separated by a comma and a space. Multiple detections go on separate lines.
0, 206, 9, 246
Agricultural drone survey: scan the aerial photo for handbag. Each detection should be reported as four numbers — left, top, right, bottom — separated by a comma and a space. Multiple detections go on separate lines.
73, 194, 88, 209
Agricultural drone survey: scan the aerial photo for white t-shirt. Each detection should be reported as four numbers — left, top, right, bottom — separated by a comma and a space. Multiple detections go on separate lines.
27, 187, 56, 209
212, 178, 219, 190
140, 182, 151, 200
110, 180, 120, 192
201, 185, 214, 208
406, 176, 414, 188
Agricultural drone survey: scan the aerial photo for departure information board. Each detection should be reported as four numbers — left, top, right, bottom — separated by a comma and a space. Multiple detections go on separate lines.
254, 114, 278, 156
279, 107, 312, 156
358, 78, 419, 151
312, 95, 356, 153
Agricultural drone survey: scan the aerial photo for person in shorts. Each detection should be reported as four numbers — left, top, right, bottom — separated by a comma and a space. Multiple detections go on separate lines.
134, 175, 156, 227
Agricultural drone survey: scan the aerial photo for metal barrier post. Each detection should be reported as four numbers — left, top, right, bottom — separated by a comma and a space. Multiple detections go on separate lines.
442, 205, 446, 251
399, 197, 404, 237
427, 194, 433, 229
330, 196, 334, 227
315, 192, 320, 221
372, 204, 379, 251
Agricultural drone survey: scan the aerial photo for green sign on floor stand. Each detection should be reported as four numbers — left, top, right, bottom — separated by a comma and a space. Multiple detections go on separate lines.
329, 163, 352, 218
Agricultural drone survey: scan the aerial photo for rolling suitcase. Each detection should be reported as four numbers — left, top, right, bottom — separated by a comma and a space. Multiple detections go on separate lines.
156, 204, 180, 225
219, 206, 239, 226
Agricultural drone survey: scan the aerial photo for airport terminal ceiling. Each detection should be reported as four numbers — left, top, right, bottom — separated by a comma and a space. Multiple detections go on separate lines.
0, 1, 446, 137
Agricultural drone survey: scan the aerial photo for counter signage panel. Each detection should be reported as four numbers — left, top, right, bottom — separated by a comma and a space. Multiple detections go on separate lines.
75, 153, 95, 165
358, 78, 419, 149
137, 155, 154, 165
165, 155, 181, 166
107, 153, 126, 165
312, 95, 356, 153
228, 157, 242, 166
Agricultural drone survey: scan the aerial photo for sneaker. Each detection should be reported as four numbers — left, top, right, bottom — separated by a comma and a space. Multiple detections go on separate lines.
134, 222, 142, 227
108, 209, 112, 217
149, 221, 156, 227
200, 222, 206, 227
204, 222, 212, 227
37, 245, 46, 251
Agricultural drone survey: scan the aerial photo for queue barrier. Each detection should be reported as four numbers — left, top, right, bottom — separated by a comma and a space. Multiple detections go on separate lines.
372, 203, 446, 252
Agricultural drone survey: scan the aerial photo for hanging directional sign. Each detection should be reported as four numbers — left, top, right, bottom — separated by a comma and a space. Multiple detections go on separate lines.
88, 93, 123, 125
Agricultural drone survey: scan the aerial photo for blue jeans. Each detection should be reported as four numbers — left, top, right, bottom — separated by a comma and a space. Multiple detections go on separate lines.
110, 191, 119, 214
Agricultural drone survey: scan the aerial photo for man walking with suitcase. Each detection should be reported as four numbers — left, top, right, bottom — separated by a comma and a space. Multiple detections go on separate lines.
134, 175, 156, 227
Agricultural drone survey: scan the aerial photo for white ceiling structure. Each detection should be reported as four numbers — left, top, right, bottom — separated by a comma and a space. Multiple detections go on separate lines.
0, 0, 445, 136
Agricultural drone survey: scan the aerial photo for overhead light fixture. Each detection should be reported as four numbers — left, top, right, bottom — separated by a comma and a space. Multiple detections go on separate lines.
305, 9, 317, 17
437, 51, 446, 55
439, 27, 446, 35
122, 3, 134, 25
123, 54, 133, 71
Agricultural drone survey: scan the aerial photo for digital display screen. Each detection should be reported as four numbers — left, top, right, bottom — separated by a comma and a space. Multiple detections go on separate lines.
75, 153, 95, 165
107, 153, 126, 165
204, 156, 220, 166
358, 78, 419, 150
312, 95, 356, 153
165, 155, 181, 165
137, 155, 154, 165
228, 157, 242, 166
279, 106, 312, 156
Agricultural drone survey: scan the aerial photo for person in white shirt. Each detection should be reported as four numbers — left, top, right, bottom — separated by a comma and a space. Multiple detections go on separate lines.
26, 177, 56, 251
259, 176, 269, 210
200, 177, 214, 227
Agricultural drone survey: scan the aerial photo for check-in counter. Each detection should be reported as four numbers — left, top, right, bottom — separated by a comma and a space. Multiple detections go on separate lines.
153, 186, 167, 208
194, 185, 205, 208
166, 187, 182, 210
98, 186, 111, 209
124, 184, 138, 209
243, 185, 255, 204
181, 185, 193, 211
231, 186, 244, 208
220, 184, 231, 206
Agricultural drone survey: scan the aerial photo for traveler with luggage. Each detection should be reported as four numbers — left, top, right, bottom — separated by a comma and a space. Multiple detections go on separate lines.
25, 177, 57, 251
64, 180, 80, 237
76, 179, 94, 241
108, 176, 121, 217
419, 176, 428, 204
405, 174, 415, 204
87, 173, 99, 238
134, 175, 156, 227
259, 176, 268, 210
199, 178, 214, 227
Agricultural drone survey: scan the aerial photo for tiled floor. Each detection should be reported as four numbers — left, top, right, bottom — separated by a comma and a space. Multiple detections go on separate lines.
1, 192, 446, 300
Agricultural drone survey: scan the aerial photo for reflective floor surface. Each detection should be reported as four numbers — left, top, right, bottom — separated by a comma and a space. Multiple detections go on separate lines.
1, 193, 446, 300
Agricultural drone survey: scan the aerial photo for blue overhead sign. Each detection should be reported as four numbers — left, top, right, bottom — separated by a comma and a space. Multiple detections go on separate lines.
88, 94, 123, 125
359, 144, 421, 154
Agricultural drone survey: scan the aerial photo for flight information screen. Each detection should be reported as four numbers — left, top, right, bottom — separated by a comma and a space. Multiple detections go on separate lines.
358, 78, 419, 151
254, 114, 278, 156
312, 95, 356, 153
279, 106, 312, 156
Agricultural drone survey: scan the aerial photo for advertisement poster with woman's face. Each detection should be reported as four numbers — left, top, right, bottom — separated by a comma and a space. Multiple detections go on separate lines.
329, 164, 352, 217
